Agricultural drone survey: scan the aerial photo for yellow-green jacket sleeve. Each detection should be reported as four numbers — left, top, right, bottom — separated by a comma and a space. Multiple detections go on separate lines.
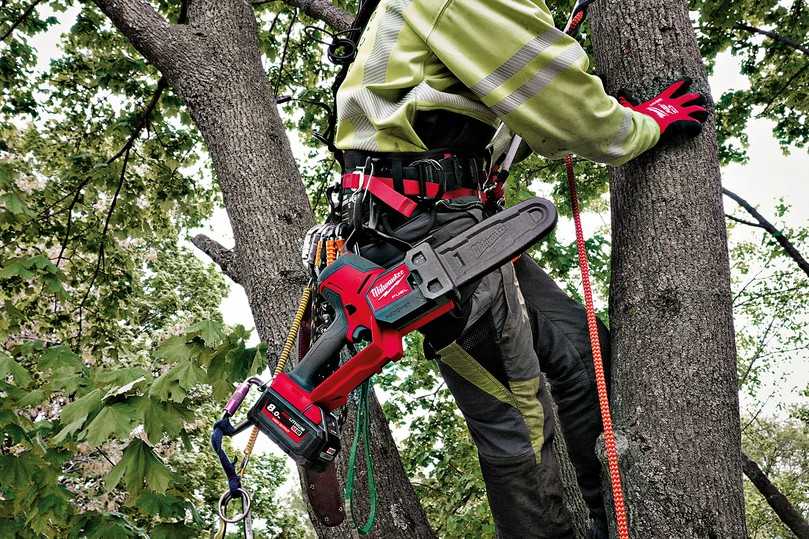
404, 0, 660, 165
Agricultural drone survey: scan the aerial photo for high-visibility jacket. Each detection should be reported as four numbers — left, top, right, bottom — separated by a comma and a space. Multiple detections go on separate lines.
334, 0, 660, 166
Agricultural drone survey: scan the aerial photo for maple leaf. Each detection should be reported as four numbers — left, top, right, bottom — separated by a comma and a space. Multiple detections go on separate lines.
84, 400, 138, 447
149, 360, 206, 403
53, 389, 103, 444
137, 397, 188, 444
0, 351, 31, 388
106, 439, 172, 498
186, 319, 227, 348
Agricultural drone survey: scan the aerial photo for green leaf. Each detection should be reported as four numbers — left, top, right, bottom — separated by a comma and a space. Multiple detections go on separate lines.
151, 523, 198, 539
0, 192, 29, 215
84, 401, 137, 446
247, 344, 267, 376
138, 397, 187, 444
18, 389, 47, 407
71, 511, 145, 539
149, 360, 206, 403
186, 319, 226, 347
39, 345, 82, 372
0, 351, 31, 388
53, 389, 103, 444
0, 452, 38, 489
155, 335, 192, 364
95, 367, 148, 389
0, 257, 34, 280
102, 375, 147, 402
134, 492, 189, 519
106, 439, 172, 497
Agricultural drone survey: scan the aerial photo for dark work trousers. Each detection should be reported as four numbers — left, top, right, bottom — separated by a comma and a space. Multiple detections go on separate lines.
355, 196, 608, 538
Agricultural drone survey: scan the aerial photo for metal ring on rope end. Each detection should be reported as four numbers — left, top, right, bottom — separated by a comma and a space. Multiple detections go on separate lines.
218, 488, 251, 524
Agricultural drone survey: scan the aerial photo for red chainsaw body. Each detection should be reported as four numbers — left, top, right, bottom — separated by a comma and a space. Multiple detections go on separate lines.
270, 259, 454, 413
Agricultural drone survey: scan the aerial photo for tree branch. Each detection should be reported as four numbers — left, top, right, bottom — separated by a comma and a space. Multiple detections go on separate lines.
191, 234, 241, 283
273, 8, 298, 95
0, 0, 43, 42
276, 0, 351, 32
76, 146, 132, 346
736, 23, 809, 56
722, 187, 809, 279
725, 214, 764, 229
92, 0, 180, 72
759, 62, 809, 116
56, 78, 167, 269
742, 451, 809, 538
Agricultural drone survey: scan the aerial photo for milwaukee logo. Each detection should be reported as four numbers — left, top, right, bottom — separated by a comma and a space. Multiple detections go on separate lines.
471, 225, 502, 258
370, 269, 407, 299
646, 99, 678, 119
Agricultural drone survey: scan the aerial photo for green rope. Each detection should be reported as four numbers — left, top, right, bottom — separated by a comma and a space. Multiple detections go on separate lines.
344, 379, 377, 535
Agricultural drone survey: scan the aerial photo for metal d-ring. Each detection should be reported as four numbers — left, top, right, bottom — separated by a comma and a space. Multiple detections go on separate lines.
218, 487, 252, 524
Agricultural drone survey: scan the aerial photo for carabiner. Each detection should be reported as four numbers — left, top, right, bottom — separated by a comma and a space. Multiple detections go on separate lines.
218, 487, 252, 524
214, 488, 254, 539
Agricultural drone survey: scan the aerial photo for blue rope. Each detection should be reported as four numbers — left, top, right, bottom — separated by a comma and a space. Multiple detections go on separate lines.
212, 417, 242, 495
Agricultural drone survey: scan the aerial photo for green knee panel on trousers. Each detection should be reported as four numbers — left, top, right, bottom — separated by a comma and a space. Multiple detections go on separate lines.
437, 342, 545, 460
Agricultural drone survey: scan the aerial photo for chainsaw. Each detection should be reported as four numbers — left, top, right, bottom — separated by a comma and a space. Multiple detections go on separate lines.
247, 197, 556, 469
213, 197, 557, 527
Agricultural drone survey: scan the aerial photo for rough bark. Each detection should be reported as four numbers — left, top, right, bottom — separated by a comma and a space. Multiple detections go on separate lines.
589, 2, 748, 537
94, 1, 432, 536
742, 451, 809, 538
544, 376, 590, 538
315, 392, 435, 538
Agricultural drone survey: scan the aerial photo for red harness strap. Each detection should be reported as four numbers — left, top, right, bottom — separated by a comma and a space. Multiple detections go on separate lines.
341, 172, 479, 217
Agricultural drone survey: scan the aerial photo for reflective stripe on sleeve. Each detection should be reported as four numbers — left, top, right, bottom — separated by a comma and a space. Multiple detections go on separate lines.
469, 29, 562, 98
490, 46, 587, 117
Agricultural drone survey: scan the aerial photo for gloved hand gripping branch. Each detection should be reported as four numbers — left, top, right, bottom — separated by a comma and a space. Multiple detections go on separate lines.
618, 78, 709, 141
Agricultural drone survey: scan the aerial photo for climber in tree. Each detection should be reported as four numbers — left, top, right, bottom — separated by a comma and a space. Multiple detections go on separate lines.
332, 0, 707, 536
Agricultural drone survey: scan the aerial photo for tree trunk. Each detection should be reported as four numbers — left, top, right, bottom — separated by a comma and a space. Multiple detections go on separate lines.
313, 392, 435, 538
94, 1, 432, 536
588, 2, 748, 537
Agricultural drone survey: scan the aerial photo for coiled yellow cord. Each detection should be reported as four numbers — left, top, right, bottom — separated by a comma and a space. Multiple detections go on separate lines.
275, 286, 313, 375
240, 285, 313, 471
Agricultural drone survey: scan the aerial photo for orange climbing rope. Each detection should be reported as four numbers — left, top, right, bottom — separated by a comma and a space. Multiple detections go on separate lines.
565, 154, 630, 539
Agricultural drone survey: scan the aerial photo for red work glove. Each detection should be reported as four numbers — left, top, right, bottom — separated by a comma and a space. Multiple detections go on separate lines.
617, 78, 708, 140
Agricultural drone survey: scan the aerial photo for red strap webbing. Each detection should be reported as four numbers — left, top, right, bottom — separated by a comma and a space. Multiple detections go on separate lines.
341, 172, 478, 217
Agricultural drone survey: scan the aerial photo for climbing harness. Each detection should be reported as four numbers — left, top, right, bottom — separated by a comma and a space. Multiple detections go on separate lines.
211, 0, 629, 539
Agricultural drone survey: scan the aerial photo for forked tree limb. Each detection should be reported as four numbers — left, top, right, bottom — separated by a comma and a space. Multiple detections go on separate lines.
191, 234, 241, 283
93, 0, 181, 73
735, 23, 809, 57
722, 187, 809, 279
276, 0, 351, 31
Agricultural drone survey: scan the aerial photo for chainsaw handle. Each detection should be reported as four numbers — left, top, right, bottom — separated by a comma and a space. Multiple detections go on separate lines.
290, 289, 349, 390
